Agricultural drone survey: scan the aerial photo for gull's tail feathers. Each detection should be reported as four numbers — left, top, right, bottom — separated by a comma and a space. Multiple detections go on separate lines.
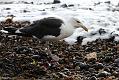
0, 27, 32, 37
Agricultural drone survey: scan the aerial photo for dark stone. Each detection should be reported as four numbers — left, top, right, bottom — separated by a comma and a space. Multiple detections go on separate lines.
32, 55, 41, 61
105, 36, 115, 42
75, 62, 90, 70
31, 67, 46, 76
89, 68, 96, 73
104, 1, 111, 4
93, 63, 104, 70
117, 28, 119, 31
85, 47, 93, 52
104, 56, 113, 63
90, 32, 97, 36
97, 71, 111, 77
104, 67, 110, 72
14, 46, 32, 54
23, 10, 30, 13
53, 0, 60, 4
89, 8, 93, 10
61, 4, 68, 8
94, 2, 101, 6
68, 4, 74, 7
31, 2, 33, 4
89, 76, 97, 80
112, 71, 119, 77
98, 28, 106, 35
77, 36, 85, 44
5, 8, 11, 10
114, 58, 119, 67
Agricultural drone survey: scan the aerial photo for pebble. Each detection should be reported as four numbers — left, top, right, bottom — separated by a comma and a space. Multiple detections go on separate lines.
77, 36, 85, 44
93, 62, 104, 70
32, 55, 41, 61
114, 58, 119, 67
88, 68, 96, 73
61, 4, 68, 8
104, 56, 113, 63
89, 76, 97, 80
14, 47, 32, 54
85, 52, 97, 61
97, 71, 111, 77
75, 62, 90, 70
85, 47, 93, 52
75, 66, 80, 71
98, 28, 107, 35
50, 54, 60, 61
53, 0, 60, 4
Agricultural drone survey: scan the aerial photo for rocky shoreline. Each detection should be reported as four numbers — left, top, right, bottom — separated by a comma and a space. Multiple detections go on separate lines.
0, 21, 119, 80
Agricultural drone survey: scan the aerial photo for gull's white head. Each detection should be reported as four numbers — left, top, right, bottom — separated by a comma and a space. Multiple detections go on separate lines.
69, 17, 88, 32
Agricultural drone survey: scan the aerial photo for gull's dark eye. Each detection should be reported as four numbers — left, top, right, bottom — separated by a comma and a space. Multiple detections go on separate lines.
76, 20, 81, 23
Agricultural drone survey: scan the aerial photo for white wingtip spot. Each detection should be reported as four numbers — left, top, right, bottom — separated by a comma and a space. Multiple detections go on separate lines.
15, 29, 22, 33
0, 30, 9, 33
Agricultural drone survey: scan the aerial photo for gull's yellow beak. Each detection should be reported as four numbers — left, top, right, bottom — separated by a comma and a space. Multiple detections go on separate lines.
81, 25, 88, 32
79, 23, 88, 32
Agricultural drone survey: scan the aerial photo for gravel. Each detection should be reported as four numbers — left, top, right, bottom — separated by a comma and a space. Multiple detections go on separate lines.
0, 21, 119, 80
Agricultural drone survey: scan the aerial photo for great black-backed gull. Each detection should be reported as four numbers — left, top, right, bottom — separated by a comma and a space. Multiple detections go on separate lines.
1, 17, 88, 40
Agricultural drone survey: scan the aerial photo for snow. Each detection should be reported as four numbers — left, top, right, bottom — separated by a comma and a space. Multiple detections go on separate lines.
0, 0, 119, 45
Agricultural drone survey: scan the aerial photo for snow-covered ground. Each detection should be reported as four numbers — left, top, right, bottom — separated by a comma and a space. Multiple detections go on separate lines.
0, 0, 119, 45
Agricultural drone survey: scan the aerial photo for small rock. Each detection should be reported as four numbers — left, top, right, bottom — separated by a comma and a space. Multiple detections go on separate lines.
63, 68, 69, 72
112, 71, 119, 77
114, 58, 119, 67
104, 1, 111, 4
104, 67, 110, 72
94, 2, 101, 6
107, 36, 115, 42
50, 54, 60, 61
89, 8, 93, 10
73, 74, 81, 80
75, 62, 90, 70
93, 62, 104, 70
105, 77, 113, 80
85, 52, 97, 61
113, 44, 119, 51
5, 15, 14, 24
75, 66, 80, 71
77, 36, 85, 44
53, 0, 60, 4
31, 67, 47, 76
5, 8, 11, 10
68, 4, 74, 7
88, 68, 96, 73
61, 4, 68, 8
90, 32, 97, 36
14, 46, 32, 54
23, 10, 30, 13
52, 73, 60, 79
57, 72, 67, 78
85, 47, 93, 52
104, 56, 113, 63
89, 76, 97, 80
97, 71, 111, 77
98, 28, 106, 35
32, 55, 41, 61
